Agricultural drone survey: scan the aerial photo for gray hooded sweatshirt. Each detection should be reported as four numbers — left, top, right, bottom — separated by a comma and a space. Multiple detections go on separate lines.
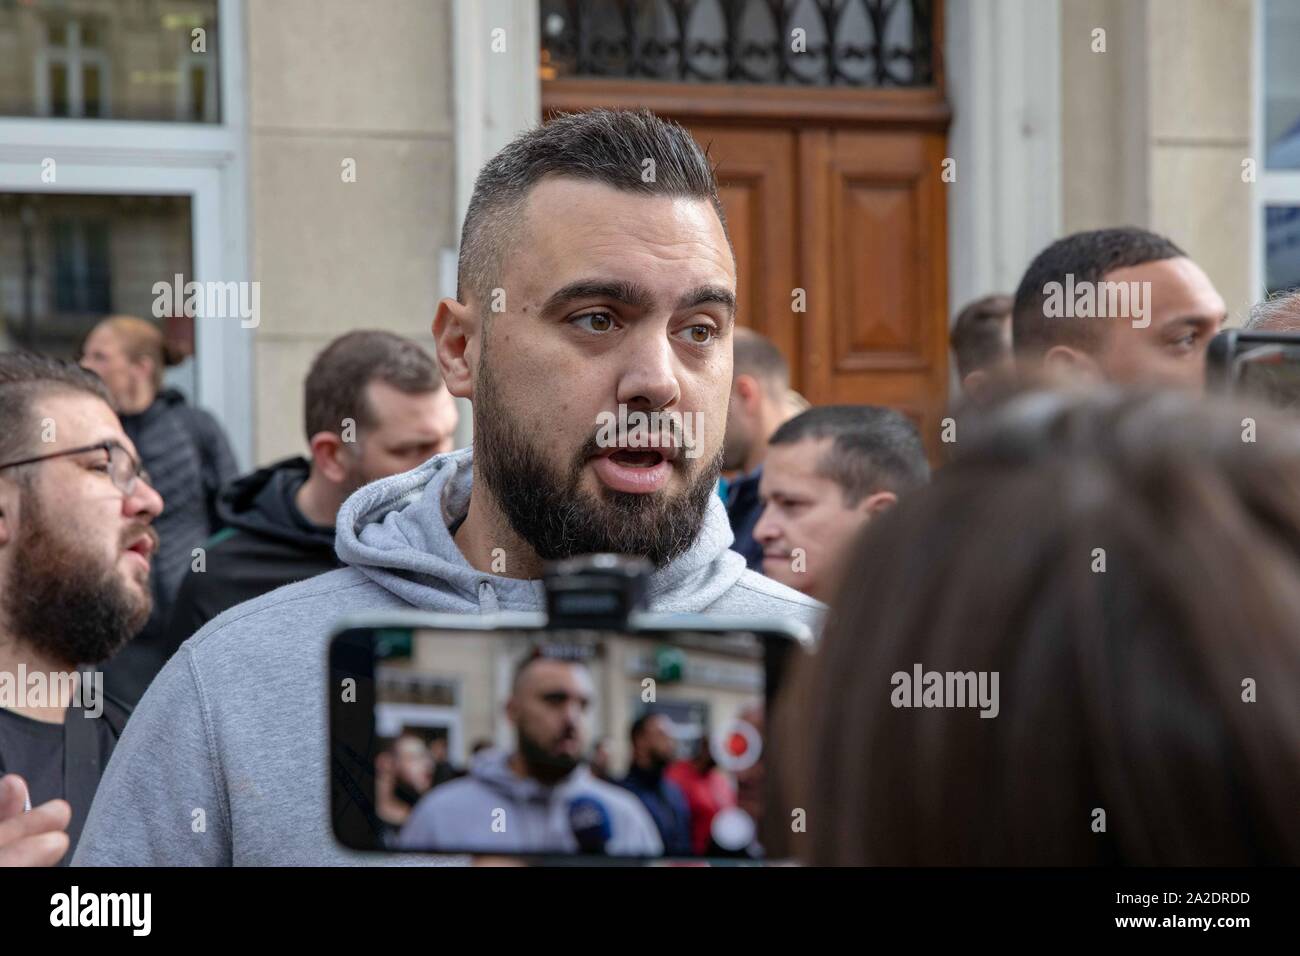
397, 748, 663, 856
72, 447, 824, 866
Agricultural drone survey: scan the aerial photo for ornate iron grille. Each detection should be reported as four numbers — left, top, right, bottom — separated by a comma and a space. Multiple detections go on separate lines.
539, 0, 936, 87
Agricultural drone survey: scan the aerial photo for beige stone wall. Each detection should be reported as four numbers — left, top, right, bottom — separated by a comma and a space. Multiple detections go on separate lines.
246, 0, 457, 464
1061, 0, 1255, 324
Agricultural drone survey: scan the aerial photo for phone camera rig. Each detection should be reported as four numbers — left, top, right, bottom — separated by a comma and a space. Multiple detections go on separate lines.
542, 554, 652, 630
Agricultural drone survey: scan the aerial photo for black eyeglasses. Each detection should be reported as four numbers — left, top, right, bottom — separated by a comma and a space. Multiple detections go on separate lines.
0, 440, 151, 496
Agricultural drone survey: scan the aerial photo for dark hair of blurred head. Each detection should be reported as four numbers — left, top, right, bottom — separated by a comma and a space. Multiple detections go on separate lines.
1013, 227, 1185, 359
778, 387, 1300, 865
733, 327, 789, 393
950, 294, 1013, 380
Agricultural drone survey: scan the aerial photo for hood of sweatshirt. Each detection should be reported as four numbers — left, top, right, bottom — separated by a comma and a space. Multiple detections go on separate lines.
334, 447, 748, 615
215, 456, 336, 553
466, 747, 596, 805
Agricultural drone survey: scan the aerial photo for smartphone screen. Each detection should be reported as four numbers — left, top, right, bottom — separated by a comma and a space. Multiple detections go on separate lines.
332, 625, 796, 861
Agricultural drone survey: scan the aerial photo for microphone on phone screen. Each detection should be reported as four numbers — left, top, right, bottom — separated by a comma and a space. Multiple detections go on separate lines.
569, 795, 612, 854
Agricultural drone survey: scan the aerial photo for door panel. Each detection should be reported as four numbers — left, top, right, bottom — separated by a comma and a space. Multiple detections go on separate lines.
801, 127, 949, 454
685, 125, 800, 389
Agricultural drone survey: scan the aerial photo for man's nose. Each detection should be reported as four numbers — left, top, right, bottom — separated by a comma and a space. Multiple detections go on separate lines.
125, 477, 164, 520
752, 505, 778, 544
616, 328, 681, 411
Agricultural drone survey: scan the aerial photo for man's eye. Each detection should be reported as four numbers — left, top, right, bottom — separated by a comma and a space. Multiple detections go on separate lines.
678, 324, 717, 345
573, 313, 615, 333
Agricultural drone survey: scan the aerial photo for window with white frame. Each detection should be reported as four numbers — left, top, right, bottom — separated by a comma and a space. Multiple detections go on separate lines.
37, 19, 111, 119
0, 0, 251, 465
0, 0, 221, 124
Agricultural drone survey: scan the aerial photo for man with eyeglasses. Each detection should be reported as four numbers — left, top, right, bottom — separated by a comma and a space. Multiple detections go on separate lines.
0, 352, 162, 865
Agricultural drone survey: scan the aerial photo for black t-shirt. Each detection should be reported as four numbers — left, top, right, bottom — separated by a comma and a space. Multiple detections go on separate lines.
0, 706, 124, 862
0, 708, 64, 806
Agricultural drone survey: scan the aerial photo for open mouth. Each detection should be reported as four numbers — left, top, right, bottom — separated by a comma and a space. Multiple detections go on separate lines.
590, 447, 675, 494
607, 449, 665, 468
124, 535, 155, 565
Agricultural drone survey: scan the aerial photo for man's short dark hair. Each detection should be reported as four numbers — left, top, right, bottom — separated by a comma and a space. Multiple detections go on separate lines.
769, 405, 930, 506
0, 352, 113, 467
1012, 227, 1186, 358
733, 327, 789, 393
511, 646, 591, 691
950, 294, 1013, 378
457, 108, 730, 307
303, 331, 442, 443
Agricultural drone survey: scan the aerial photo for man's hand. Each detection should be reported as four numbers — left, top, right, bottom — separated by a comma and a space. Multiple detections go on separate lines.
0, 774, 71, 866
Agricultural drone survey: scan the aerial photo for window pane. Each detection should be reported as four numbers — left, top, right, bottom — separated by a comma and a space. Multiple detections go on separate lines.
0, 0, 220, 123
1265, 205, 1300, 294
83, 63, 102, 118
188, 64, 208, 122
1265, 0, 1300, 169
0, 193, 193, 366
48, 61, 69, 117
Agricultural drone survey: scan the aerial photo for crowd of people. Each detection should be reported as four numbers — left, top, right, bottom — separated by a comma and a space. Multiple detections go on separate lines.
0, 107, 1297, 866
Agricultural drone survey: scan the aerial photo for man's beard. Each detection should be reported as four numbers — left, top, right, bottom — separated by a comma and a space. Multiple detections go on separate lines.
392, 778, 425, 807
644, 750, 671, 774
473, 345, 722, 569
517, 724, 581, 785
3, 491, 153, 666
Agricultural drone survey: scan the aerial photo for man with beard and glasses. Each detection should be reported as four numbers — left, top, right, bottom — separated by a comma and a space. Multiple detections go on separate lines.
373, 733, 436, 843
0, 353, 162, 865
75, 108, 823, 866
399, 653, 660, 855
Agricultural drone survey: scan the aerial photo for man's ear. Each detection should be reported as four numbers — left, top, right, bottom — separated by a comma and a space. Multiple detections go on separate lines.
133, 355, 157, 388
307, 431, 350, 485
1042, 344, 1103, 381
961, 369, 989, 397
858, 489, 898, 519
433, 297, 478, 400
733, 373, 762, 414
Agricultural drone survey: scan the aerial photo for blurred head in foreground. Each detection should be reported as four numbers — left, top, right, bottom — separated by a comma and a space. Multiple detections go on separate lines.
781, 388, 1300, 864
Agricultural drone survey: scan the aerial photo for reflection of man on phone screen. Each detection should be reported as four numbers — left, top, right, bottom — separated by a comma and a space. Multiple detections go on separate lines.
398, 653, 662, 855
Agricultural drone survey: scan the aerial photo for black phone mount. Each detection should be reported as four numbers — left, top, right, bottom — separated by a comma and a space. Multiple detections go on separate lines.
542, 554, 652, 630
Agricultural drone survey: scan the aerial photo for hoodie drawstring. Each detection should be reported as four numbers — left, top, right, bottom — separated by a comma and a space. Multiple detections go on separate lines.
477, 580, 500, 615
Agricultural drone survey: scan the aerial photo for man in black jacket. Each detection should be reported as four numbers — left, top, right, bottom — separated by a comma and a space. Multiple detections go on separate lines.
166, 330, 458, 643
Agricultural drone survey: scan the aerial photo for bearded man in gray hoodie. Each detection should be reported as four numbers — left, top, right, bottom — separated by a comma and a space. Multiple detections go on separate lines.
73, 108, 824, 866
